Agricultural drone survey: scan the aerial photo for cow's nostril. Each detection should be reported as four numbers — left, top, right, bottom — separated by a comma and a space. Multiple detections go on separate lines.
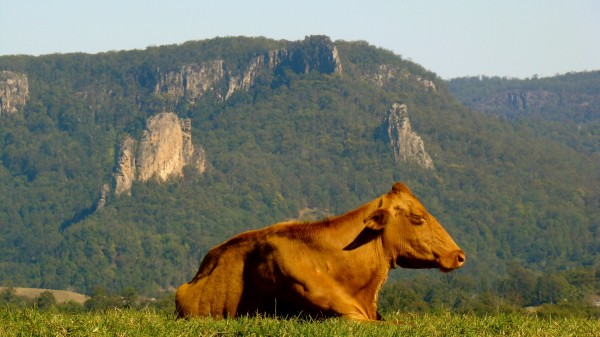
456, 251, 465, 264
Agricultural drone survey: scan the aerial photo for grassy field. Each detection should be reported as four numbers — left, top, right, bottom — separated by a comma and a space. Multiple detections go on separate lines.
0, 287, 89, 304
0, 307, 598, 337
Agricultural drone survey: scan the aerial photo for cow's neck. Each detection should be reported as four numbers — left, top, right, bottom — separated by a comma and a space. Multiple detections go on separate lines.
323, 199, 391, 315
324, 199, 392, 269
325, 199, 378, 244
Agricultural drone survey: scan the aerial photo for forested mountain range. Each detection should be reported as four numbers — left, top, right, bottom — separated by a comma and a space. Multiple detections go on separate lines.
0, 36, 597, 311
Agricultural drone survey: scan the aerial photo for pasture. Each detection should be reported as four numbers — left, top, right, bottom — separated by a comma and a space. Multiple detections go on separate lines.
0, 307, 597, 337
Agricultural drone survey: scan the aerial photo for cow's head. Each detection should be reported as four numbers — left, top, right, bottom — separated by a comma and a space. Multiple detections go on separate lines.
363, 182, 465, 272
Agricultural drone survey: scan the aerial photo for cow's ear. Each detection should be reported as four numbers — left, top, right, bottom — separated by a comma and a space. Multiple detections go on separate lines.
364, 209, 390, 231
392, 182, 413, 195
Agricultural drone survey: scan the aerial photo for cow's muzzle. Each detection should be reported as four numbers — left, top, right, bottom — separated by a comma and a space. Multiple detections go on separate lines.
440, 250, 466, 272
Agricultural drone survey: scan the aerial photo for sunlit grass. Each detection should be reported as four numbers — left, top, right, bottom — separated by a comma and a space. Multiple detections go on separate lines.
0, 307, 598, 337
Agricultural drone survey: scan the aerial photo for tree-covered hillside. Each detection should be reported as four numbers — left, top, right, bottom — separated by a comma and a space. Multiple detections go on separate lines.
0, 37, 597, 310
447, 72, 600, 157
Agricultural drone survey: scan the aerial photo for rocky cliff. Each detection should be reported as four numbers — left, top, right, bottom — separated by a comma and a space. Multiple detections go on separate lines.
384, 103, 434, 169
468, 90, 561, 116
367, 64, 437, 92
114, 136, 138, 196
0, 71, 29, 116
155, 60, 226, 102
155, 36, 342, 104
447, 74, 600, 123
114, 112, 207, 195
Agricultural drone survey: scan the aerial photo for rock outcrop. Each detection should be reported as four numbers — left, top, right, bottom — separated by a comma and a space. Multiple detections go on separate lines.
155, 36, 342, 104
225, 55, 266, 100
384, 103, 434, 170
369, 64, 436, 92
484, 90, 560, 114
114, 136, 138, 196
0, 71, 29, 116
114, 112, 207, 195
96, 184, 111, 210
155, 60, 226, 103
288, 35, 343, 75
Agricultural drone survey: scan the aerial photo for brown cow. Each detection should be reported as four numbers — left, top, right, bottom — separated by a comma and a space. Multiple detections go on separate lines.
176, 182, 465, 321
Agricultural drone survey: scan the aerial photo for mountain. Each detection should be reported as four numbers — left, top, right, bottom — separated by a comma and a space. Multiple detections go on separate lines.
0, 36, 597, 300
447, 72, 600, 157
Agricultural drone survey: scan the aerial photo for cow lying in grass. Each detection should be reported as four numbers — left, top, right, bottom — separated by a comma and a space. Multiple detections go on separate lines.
176, 182, 465, 321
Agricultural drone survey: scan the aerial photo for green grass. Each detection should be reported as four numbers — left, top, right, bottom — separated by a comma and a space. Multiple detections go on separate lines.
0, 307, 598, 337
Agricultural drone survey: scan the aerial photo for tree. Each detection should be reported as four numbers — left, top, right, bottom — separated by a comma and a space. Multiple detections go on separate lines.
84, 287, 122, 311
498, 262, 538, 306
121, 287, 139, 308
0, 287, 17, 305
379, 281, 430, 313
36, 291, 56, 310
536, 273, 571, 305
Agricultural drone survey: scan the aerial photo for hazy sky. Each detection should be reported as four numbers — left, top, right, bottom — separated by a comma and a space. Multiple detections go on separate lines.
1, 0, 599, 79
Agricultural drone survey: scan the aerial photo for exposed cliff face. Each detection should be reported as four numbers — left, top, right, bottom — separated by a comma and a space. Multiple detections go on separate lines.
506, 90, 561, 111
155, 36, 342, 104
470, 90, 561, 116
288, 35, 343, 74
447, 75, 600, 123
368, 64, 436, 92
114, 136, 137, 196
114, 112, 207, 195
0, 71, 29, 116
96, 184, 111, 210
384, 103, 434, 169
225, 55, 266, 100
155, 60, 226, 102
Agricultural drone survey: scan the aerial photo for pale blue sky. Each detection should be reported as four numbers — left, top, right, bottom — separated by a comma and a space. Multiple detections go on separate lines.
1, 0, 599, 79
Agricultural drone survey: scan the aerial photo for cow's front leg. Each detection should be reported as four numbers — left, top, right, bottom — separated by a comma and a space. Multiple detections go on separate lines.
290, 278, 379, 321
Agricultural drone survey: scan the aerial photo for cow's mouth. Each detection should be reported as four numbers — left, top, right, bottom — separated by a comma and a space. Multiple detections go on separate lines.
396, 256, 438, 269
434, 252, 452, 272
396, 250, 465, 271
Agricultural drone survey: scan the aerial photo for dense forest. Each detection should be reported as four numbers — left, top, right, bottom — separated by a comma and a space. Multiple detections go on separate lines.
0, 36, 598, 315
448, 72, 600, 157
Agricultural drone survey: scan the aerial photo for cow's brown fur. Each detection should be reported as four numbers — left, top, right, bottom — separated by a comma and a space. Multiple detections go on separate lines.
176, 182, 465, 321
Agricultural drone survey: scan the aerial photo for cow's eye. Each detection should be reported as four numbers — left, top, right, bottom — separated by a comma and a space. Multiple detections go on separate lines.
410, 214, 424, 225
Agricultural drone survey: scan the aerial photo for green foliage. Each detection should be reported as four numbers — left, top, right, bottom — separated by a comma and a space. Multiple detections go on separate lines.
447, 72, 600, 155
35, 291, 56, 311
379, 262, 599, 318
